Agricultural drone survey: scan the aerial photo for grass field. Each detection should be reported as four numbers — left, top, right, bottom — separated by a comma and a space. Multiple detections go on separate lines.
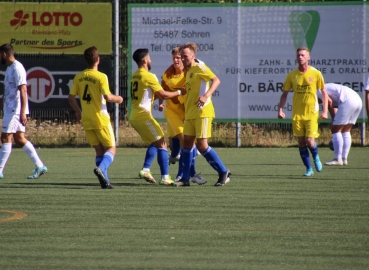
0, 147, 369, 270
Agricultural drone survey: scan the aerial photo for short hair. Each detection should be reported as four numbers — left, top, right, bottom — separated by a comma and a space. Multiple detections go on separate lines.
181, 43, 197, 54
0, 44, 14, 55
171, 46, 182, 56
84, 46, 99, 66
297, 46, 310, 54
133, 48, 149, 65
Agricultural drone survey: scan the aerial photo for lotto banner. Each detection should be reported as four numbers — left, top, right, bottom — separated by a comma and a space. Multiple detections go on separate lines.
0, 3, 112, 54
0, 58, 113, 111
129, 2, 369, 122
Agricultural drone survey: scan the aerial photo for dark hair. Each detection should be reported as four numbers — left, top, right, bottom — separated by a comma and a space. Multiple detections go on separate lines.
84, 46, 99, 67
133, 48, 149, 65
0, 44, 14, 55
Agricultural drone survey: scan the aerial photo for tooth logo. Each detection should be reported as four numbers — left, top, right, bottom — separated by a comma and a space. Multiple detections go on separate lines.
289, 10, 320, 52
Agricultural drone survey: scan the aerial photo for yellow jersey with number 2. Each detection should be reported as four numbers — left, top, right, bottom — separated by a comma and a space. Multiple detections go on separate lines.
283, 66, 325, 121
70, 69, 111, 130
184, 62, 216, 120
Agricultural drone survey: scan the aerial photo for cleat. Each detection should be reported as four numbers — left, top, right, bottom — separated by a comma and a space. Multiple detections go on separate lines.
159, 176, 177, 186
214, 169, 231, 186
175, 175, 182, 182
304, 168, 314, 177
176, 179, 190, 187
27, 165, 48, 179
342, 158, 348, 166
324, 158, 343, 166
106, 183, 114, 189
94, 167, 109, 189
0, 172, 3, 179
314, 156, 322, 172
169, 155, 180, 165
190, 173, 207, 185
139, 170, 156, 183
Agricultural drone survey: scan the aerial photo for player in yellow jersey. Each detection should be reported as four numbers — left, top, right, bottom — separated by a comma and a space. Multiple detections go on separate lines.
176, 43, 231, 187
159, 46, 207, 185
69, 46, 123, 189
278, 46, 328, 177
130, 48, 186, 186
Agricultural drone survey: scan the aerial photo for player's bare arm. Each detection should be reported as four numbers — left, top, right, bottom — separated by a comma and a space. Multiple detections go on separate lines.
18, 84, 28, 126
197, 77, 220, 107
104, 94, 123, 104
156, 87, 186, 100
278, 91, 289, 119
68, 94, 82, 122
319, 87, 328, 120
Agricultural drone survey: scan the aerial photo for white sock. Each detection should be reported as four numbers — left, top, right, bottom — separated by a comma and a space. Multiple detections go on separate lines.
332, 132, 343, 160
342, 132, 352, 160
23, 141, 43, 168
0, 143, 12, 173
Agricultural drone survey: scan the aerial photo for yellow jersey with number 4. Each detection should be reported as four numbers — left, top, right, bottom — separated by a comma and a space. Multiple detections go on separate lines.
184, 62, 216, 120
130, 68, 162, 120
70, 69, 111, 130
283, 66, 324, 121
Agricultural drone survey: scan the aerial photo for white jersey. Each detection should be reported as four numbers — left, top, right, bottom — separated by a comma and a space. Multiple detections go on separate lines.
318, 83, 359, 107
365, 72, 369, 91
4, 60, 29, 115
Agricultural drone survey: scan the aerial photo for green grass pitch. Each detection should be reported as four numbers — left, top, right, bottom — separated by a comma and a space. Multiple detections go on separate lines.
0, 147, 368, 269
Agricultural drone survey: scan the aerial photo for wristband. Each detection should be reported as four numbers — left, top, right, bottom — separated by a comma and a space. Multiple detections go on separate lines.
177, 90, 181, 96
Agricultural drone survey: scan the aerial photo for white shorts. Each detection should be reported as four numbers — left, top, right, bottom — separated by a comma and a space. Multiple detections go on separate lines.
2, 114, 26, 133
333, 94, 362, 125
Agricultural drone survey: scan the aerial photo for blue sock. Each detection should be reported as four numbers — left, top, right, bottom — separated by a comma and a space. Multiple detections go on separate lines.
308, 142, 319, 160
176, 149, 183, 179
99, 151, 114, 182
190, 147, 197, 177
157, 148, 169, 176
171, 137, 181, 158
143, 144, 157, 169
299, 146, 311, 169
181, 148, 192, 181
95, 156, 103, 167
201, 146, 227, 174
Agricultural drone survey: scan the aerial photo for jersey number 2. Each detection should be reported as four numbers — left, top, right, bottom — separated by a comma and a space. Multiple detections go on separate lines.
83, 85, 92, 104
131, 81, 138, 100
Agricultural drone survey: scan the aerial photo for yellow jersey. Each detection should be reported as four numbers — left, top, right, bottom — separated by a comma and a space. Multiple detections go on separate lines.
130, 68, 162, 120
161, 65, 185, 119
184, 62, 216, 120
70, 69, 111, 130
283, 66, 325, 120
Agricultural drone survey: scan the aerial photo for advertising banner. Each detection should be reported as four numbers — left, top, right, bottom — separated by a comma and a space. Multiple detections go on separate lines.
0, 58, 113, 111
129, 2, 368, 122
0, 3, 112, 54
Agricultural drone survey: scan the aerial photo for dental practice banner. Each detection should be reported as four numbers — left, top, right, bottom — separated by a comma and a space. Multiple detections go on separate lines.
129, 2, 368, 122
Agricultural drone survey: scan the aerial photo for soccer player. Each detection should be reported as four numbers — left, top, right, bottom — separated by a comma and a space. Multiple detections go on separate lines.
130, 48, 186, 186
176, 43, 231, 187
278, 46, 328, 177
159, 46, 206, 185
68, 46, 123, 189
0, 44, 48, 179
318, 83, 362, 166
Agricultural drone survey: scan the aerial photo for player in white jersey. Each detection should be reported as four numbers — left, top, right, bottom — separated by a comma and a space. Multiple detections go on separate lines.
317, 83, 362, 166
0, 44, 47, 179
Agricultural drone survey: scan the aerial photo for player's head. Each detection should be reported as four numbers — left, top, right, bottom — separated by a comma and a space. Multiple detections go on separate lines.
84, 46, 99, 67
0, 44, 15, 65
296, 46, 310, 66
171, 47, 183, 69
133, 48, 151, 70
180, 43, 196, 69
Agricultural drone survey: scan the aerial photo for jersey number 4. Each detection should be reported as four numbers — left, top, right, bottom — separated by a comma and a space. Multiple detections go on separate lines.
83, 85, 92, 104
131, 81, 138, 100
